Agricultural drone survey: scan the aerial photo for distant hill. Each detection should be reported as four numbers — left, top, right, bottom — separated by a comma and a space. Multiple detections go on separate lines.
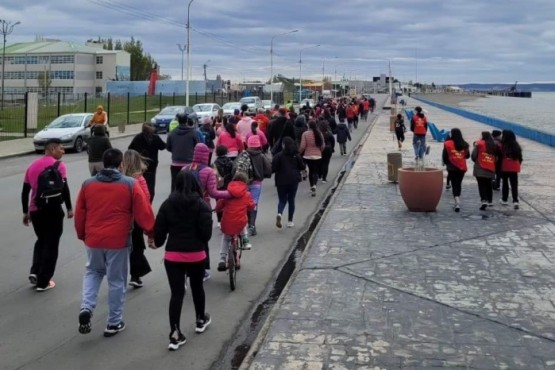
455, 83, 555, 92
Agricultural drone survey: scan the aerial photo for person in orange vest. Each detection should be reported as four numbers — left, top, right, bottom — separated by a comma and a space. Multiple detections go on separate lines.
88, 105, 108, 128
351, 101, 359, 129
410, 106, 430, 161
253, 108, 270, 135
442, 128, 470, 212
471, 131, 498, 210
499, 130, 523, 209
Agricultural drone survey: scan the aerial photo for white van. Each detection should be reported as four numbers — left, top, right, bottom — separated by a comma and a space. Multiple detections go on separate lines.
239, 96, 263, 112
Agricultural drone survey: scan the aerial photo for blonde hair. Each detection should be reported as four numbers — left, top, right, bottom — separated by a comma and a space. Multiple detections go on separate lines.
122, 149, 147, 178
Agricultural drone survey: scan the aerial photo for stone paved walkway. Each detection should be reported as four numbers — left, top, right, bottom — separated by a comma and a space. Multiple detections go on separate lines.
243, 99, 555, 369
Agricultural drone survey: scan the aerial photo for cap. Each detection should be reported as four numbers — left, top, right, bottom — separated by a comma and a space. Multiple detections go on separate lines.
247, 135, 261, 148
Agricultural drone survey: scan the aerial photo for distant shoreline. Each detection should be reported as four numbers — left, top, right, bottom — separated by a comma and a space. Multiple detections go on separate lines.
412, 93, 486, 107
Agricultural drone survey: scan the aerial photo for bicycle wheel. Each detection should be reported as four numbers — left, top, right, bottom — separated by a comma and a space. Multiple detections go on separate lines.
228, 237, 236, 291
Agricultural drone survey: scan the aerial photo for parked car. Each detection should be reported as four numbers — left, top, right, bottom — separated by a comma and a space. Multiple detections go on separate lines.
222, 102, 241, 116
193, 103, 221, 122
150, 105, 195, 133
262, 100, 274, 110
300, 98, 315, 108
33, 113, 93, 153
239, 96, 263, 112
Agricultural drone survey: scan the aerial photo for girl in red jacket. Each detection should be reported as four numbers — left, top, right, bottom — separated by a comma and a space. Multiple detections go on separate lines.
215, 172, 255, 271
499, 130, 523, 209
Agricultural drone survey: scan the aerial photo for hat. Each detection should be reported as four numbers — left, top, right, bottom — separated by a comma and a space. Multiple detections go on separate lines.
247, 135, 261, 148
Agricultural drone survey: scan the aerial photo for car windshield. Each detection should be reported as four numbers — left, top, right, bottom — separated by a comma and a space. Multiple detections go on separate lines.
223, 103, 240, 110
240, 98, 255, 104
47, 116, 83, 128
193, 104, 212, 112
159, 107, 183, 115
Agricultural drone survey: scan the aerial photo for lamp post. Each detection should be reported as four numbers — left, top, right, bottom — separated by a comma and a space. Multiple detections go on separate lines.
299, 44, 320, 103
1, 20, 20, 110
185, 0, 194, 106
177, 44, 185, 81
322, 56, 337, 96
270, 29, 298, 104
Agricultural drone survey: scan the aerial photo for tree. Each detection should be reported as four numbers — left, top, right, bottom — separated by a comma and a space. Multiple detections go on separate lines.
37, 70, 52, 96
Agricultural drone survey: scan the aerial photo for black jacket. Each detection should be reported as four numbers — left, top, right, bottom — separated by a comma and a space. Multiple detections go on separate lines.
154, 194, 213, 253
272, 150, 305, 187
87, 135, 112, 163
247, 149, 272, 181
267, 116, 295, 148
166, 125, 199, 163
214, 156, 234, 190
336, 123, 351, 143
128, 132, 166, 168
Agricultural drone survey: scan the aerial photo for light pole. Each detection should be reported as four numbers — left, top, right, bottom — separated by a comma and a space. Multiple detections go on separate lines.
270, 29, 298, 104
299, 44, 320, 103
322, 56, 337, 96
1, 19, 20, 110
177, 44, 185, 80
185, 0, 194, 106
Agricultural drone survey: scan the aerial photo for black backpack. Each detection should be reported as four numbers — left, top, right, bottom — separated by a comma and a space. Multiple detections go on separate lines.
35, 161, 65, 209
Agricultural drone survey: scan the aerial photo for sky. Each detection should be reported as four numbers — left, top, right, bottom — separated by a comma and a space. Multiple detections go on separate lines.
2, 0, 555, 85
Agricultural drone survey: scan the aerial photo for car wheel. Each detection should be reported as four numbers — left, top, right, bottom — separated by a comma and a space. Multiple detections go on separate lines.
74, 137, 84, 153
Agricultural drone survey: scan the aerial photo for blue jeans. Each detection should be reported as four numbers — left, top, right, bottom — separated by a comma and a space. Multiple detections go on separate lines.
413, 135, 426, 159
248, 183, 262, 210
277, 183, 299, 222
81, 245, 130, 326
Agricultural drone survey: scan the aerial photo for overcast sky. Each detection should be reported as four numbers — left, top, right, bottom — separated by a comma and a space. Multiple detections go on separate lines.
2, 0, 555, 84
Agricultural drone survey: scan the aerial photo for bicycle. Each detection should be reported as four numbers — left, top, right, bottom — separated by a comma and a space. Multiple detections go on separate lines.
226, 233, 243, 291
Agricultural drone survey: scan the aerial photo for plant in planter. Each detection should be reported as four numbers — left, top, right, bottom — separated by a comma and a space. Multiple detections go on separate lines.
398, 156, 443, 212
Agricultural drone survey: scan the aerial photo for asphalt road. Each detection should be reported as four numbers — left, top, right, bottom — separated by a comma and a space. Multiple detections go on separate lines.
0, 107, 380, 370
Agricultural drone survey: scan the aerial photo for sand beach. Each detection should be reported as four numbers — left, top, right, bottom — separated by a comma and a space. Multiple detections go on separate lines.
412, 92, 486, 106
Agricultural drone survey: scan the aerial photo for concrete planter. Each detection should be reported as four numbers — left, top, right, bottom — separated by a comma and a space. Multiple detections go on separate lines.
398, 167, 443, 212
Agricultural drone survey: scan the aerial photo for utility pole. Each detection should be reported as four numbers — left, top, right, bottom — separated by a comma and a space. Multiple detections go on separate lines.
185, 0, 194, 106
177, 44, 185, 80
1, 19, 21, 110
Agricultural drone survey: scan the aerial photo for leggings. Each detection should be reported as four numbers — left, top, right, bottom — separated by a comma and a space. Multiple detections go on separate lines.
501, 172, 519, 202
277, 183, 299, 222
320, 150, 332, 181
448, 170, 465, 198
130, 222, 152, 278
164, 260, 205, 332
476, 176, 493, 203
305, 158, 322, 187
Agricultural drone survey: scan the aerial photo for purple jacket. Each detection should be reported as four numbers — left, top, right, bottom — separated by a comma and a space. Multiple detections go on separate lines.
191, 143, 230, 206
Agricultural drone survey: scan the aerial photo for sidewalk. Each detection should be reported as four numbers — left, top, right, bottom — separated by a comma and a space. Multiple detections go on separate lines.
0, 123, 144, 158
243, 100, 555, 369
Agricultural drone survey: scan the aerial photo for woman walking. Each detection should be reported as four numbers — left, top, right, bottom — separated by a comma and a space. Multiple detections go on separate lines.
272, 137, 306, 228
471, 131, 498, 211
217, 123, 244, 161
122, 150, 152, 288
499, 130, 523, 209
150, 171, 212, 351
299, 120, 324, 197
442, 128, 470, 212
318, 119, 335, 183
87, 125, 112, 176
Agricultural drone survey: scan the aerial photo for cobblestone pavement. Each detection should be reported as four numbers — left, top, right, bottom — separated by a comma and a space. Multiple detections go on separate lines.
245, 99, 555, 369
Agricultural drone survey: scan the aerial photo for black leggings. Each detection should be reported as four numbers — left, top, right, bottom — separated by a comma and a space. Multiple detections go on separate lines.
448, 170, 465, 197
476, 176, 493, 203
320, 151, 332, 181
164, 260, 206, 332
501, 172, 519, 202
305, 158, 321, 187
130, 222, 151, 278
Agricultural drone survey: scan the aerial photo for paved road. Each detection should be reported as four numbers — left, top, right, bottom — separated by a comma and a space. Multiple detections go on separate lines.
0, 101, 383, 370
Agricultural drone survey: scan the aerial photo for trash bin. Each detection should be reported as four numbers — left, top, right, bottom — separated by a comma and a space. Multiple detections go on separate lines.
387, 152, 402, 183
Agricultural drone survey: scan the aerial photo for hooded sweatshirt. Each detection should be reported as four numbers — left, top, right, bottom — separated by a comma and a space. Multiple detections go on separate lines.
215, 181, 256, 235
167, 125, 199, 165
188, 143, 230, 205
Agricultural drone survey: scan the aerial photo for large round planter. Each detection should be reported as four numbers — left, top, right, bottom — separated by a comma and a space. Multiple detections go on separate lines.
398, 167, 443, 212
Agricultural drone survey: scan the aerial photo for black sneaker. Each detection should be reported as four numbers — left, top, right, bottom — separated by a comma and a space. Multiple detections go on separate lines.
479, 203, 487, 211
454, 204, 460, 213
248, 225, 257, 236
129, 277, 143, 289
104, 321, 125, 337
168, 330, 187, 351
78, 309, 92, 334
217, 258, 227, 272
195, 313, 211, 333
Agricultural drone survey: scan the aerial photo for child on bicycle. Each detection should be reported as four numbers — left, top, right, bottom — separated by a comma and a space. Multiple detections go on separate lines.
215, 172, 255, 271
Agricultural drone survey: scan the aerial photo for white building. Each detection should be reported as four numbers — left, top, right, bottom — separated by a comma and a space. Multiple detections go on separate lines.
0, 38, 130, 97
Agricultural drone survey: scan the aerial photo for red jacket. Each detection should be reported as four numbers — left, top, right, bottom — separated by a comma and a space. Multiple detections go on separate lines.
74, 169, 155, 249
215, 181, 255, 235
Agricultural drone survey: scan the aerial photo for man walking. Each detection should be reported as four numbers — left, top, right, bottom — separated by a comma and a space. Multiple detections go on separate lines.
167, 113, 200, 192
21, 138, 73, 291
74, 148, 155, 337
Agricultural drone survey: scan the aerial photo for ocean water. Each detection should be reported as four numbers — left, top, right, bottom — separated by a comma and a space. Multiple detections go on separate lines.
456, 92, 555, 135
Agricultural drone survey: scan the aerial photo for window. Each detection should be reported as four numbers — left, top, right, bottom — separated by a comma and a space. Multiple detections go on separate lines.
96, 56, 103, 64
96, 71, 103, 79
95, 86, 103, 95
50, 55, 75, 64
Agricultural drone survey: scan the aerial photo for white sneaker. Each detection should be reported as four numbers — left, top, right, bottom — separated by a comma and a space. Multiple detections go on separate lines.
287, 222, 294, 228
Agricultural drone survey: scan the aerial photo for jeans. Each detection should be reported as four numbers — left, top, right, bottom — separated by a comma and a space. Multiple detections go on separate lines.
30, 207, 64, 289
277, 183, 299, 222
81, 245, 130, 326
413, 134, 427, 159
248, 183, 262, 227
339, 142, 347, 155
501, 172, 519, 203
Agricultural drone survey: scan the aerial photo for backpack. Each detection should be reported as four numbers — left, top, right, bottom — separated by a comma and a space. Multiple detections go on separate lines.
183, 162, 208, 197
35, 161, 64, 209
232, 151, 254, 183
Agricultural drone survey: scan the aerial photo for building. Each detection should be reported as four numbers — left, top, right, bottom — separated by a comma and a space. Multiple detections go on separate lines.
0, 37, 130, 98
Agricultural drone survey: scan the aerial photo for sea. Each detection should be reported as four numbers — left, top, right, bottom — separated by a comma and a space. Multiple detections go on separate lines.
455, 92, 555, 136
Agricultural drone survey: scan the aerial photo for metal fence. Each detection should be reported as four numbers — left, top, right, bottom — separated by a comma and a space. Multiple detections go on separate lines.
0, 90, 292, 141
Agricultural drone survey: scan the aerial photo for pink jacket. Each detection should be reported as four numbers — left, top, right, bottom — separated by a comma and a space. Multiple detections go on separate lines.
245, 130, 268, 148
299, 130, 324, 159
217, 131, 244, 154
190, 144, 230, 206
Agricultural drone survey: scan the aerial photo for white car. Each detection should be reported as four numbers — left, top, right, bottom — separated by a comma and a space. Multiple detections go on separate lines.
239, 96, 263, 112
193, 103, 221, 121
222, 102, 241, 116
33, 113, 93, 153
300, 99, 315, 108
262, 100, 274, 110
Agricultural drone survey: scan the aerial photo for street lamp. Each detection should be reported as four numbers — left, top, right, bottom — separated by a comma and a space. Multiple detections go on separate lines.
1, 19, 21, 110
299, 44, 320, 103
270, 29, 298, 104
322, 56, 337, 95
177, 44, 185, 80
185, 0, 194, 106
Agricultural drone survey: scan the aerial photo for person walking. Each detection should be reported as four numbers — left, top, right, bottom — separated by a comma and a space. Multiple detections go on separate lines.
217, 123, 244, 161
293, 115, 308, 148
122, 149, 152, 288
394, 113, 406, 150
213, 145, 234, 228
410, 106, 430, 161
150, 171, 213, 351
267, 108, 295, 155
491, 129, 503, 191
318, 119, 335, 183
442, 128, 470, 212
299, 120, 325, 197
272, 137, 306, 228
21, 138, 73, 291
167, 113, 200, 192
128, 122, 166, 202
87, 125, 112, 176
199, 118, 216, 164
499, 130, 523, 209
471, 131, 498, 211
75, 148, 154, 337
244, 121, 268, 152
335, 119, 351, 156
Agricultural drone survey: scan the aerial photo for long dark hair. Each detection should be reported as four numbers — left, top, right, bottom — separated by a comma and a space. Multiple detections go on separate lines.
141, 123, 155, 142
481, 131, 496, 154
308, 120, 323, 147
450, 128, 469, 151
251, 121, 258, 135
225, 123, 236, 138
170, 171, 202, 210
281, 136, 298, 156
501, 130, 522, 160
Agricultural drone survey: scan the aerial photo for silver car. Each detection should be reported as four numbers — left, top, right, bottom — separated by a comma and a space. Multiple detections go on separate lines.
193, 103, 221, 121
222, 102, 241, 116
262, 100, 274, 110
33, 113, 93, 153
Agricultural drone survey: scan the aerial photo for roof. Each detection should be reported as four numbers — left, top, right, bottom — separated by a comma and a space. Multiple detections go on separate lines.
0, 40, 125, 55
